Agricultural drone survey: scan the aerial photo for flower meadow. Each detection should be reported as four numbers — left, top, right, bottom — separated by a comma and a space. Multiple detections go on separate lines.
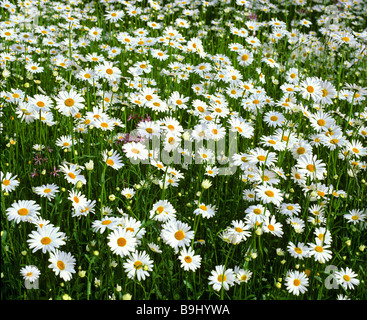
1, 0, 367, 302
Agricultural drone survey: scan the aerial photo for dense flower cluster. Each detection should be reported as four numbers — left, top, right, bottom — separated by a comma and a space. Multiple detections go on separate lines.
1, 0, 366, 300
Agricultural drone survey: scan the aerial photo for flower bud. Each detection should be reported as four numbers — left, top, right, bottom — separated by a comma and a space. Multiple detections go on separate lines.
85, 160, 94, 171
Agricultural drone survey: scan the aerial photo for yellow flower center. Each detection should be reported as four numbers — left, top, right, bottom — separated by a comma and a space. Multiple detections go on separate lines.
134, 261, 143, 269
64, 98, 75, 107
184, 256, 192, 263
174, 230, 185, 241
343, 275, 351, 282
68, 172, 76, 179
18, 208, 29, 216
217, 274, 226, 282
293, 279, 301, 286
117, 237, 127, 247
41, 237, 51, 245
315, 246, 323, 253
294, 247, 303, 254
307, 86, 314, 93
253, 208, 262, 215
57, 260, 65, 270
265, 190, 274, 197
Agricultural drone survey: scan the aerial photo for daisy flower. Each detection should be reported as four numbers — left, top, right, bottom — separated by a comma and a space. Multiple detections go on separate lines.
309, 110, 335, 132
76, 68, 96, 84
25, 61, 44, 74
344, 209, 366, 225
178, 247, 202, 272
234, 268, 253, 284
148, 243, 162, 254
27, 224, 66, 254
55, 135, 74, 149
290, 140, 313, 159
262, 215, 284, 237
255, 185, 284, 206
208, 265, 236, 291
92, 216, 120, 234
243, 188, 257, 202
280, 203, 302, 217
137, 120, 161, 139
48, 250, 76, 281
122, 216, 146, 242
296, 154, 327, 181
245, 204, 268, 224
34, 183, 59, 200
103, 149, 124, 170
285, 67, 300, 84
6, 200, 41, 224
308, 238, 333, 264
105, 10, 125, 22
193, 203, 216, 219
299, 77, 322, 101
285, 270, 309, 296
150, 200, 177, 222
314, 227, 333, 245
68, 189, 88, 211
28, 94, 53, 112
73, 199, 97, 218
263, 111, 285, 128
59, 163, 86, 185
1, 171, 20, 193
94, 116, 115, 131
227, 219, 252, 243
237, 49, 253, 66
247, 147, 278, 168
287, 241, 310, 260
123, 141, 149, 162
107, 227, 137, 257
346, 140, 367, 158
123, 250, 154, 281
55, 88, 85, 117
169, 91, 190, 110
287, 216, 306, 234
319, 80, 337, 105
161, 219, 195, 250
20, 265, 41, 284
334, 267, 360, 290
96, 61, 122, 82
121, 188, 135, 200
